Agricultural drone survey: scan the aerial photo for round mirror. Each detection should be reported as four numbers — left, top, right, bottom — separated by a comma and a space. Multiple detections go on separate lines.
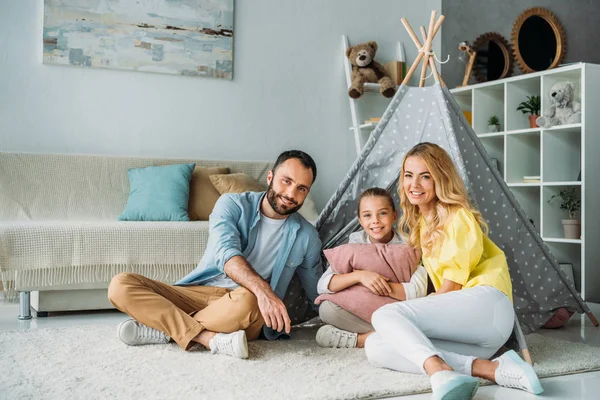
512, 8, 565, 73
472, 32, 513, 83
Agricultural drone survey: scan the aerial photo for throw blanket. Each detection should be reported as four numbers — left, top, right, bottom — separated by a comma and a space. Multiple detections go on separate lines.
315, 244, 421, 323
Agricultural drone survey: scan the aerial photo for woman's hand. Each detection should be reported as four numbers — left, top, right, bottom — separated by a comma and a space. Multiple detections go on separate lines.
358, 271, 392, 296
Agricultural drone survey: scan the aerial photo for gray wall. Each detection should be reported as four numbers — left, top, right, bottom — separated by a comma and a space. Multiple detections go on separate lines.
0, 0, 440, 210
441, 0, 600, 89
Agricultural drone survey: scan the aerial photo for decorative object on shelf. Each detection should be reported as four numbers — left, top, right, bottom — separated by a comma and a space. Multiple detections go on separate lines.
512, 7, 566, 73
536, 81, 582, 128
523, 175, 541, 183
517, 95, 541, 128
548, 188, 581, 239
384, 42, 407, 85
457, 41, 476, 87
346, 41, 396, 99
472, 32, 513, 83
462, 110, 472, 126
42, 0, 234, 79
364, 118, 381, 124
487, 115, 501, 132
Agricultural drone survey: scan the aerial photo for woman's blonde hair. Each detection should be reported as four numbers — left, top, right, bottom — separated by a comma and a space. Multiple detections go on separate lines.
398, 142, 487, 255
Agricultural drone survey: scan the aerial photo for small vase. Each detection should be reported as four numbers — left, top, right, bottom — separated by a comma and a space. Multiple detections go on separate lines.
529, 115, 539, 128
562, 219, 581, 239
488, 124, 499, 132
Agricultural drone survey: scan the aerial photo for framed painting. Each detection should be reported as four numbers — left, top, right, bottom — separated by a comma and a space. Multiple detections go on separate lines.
43, 0, 234, 79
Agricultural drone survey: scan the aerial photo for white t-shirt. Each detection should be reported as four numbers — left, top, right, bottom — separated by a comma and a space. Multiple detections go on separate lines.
316, 230, 429, 300
203, 212, 287, 289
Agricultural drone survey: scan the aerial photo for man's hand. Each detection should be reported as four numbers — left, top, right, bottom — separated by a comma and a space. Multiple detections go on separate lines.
358, 270, 392, 296
224, 256, 291, 333
256, 290, 291, 334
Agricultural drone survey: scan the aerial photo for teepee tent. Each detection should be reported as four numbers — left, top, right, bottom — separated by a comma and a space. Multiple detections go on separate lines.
315, 11, 598, 339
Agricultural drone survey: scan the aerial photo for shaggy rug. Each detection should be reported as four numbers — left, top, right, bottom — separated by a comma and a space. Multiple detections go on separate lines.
1, 324, 600, 400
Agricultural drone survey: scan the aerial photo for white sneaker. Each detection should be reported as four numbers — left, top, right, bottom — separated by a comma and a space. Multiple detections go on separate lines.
494, 350, 544, 394
430, 370, 479, 400
117, 319, 170, 346
315, 325, 358, 348
209, 330, 249, 359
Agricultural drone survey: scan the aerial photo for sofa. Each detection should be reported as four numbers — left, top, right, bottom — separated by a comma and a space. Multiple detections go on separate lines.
0, 152, 318, 319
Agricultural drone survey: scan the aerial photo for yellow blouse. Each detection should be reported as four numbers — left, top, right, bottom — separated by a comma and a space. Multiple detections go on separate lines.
420, 208, 513, 302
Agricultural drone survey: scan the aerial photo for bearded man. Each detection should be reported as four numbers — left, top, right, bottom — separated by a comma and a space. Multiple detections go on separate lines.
108, 150, 322, 359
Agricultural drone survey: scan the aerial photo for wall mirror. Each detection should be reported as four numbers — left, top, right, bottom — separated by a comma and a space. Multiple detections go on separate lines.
472, 32, 513, 82
512, 7, 566, 73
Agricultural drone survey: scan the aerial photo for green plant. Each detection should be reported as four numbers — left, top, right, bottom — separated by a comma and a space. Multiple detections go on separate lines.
517, 95, 541, 116
488, 115, 500, 126
548, 188, 580, 219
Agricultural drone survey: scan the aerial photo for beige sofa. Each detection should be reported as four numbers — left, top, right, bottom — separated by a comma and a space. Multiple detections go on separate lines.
0, 152, 281, 318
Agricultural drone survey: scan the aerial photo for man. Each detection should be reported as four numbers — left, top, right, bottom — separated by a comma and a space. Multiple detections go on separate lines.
108, 150, 322, 359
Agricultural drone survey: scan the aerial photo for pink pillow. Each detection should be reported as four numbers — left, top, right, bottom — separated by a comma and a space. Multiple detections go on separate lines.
315, 244, 421, 323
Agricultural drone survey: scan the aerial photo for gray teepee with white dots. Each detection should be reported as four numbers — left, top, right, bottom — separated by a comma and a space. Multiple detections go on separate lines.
314, 81, 594, 333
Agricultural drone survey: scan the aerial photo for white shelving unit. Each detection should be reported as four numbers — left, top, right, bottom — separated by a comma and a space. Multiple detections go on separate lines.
451, 63, 600, 302
342, 35, 402, 155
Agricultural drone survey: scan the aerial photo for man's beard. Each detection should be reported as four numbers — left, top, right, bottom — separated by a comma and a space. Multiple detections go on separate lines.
266, 182, 303, 216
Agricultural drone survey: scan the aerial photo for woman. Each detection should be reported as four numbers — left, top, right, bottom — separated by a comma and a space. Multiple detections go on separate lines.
365, 143, 543, 399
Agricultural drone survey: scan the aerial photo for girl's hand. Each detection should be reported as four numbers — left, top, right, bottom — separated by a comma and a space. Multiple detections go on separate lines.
358, 271, 392, 296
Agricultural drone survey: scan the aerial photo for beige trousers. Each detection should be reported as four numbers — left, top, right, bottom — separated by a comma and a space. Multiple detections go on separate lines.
318, 300, 374, 334
108, 273, 264, 350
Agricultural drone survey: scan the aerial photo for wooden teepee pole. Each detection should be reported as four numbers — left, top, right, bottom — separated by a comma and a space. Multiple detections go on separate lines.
401, 13, 445, 87
420, 26, 446, 87
419, 11, 437, 87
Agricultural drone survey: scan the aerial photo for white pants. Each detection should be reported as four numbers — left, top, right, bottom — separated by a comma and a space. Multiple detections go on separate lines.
366, 286, 514, 376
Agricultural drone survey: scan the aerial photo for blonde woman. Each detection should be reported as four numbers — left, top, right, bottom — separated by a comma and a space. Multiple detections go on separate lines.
365, 143, 543, 400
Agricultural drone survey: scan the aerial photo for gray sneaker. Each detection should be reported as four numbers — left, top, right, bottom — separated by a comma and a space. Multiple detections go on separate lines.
316, 325, 358, 348
209, 330, 249, 359
117, 319, 170, 346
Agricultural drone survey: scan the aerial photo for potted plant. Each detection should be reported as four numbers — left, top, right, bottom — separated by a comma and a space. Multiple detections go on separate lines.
548, 188, 581, 239
487, 115, 501, 132
517, 95, 541, 128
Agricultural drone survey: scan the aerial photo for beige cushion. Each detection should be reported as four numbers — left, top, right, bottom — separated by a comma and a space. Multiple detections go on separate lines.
210, 173, 266, 194
188, 166, 230, 221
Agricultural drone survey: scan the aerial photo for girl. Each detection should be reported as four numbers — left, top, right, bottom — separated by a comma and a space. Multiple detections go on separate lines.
315, 187, 428, 348
365, 143, 542, 399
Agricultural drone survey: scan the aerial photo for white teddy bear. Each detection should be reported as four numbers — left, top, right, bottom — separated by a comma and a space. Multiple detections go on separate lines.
536, 81, 581, 128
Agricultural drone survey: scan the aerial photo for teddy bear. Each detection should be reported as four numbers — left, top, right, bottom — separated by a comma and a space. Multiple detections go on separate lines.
536, 81, 581, 128
346, 41, 396, 99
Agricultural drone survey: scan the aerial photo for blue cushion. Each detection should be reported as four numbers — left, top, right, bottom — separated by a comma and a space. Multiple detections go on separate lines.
119, 163, 195, 221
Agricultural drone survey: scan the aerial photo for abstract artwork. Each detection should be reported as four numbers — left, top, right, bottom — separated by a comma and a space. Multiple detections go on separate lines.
43, 0, 234, 79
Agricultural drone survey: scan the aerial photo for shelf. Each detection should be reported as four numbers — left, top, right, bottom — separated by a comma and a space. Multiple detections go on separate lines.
506, 128, 541, 136
543, 181, 582, 186
542, 237, 582, 244
349, 122, 377, 131
511, 186, 541, 233
507, 182, 541, 187
543, 185, 582, 239
473, 85, 504, 135
506, 133, 540, 184
506, 77, 541, 131
478, 132, 504, 138
362, 83, 400, 93
542, 123, 582, 132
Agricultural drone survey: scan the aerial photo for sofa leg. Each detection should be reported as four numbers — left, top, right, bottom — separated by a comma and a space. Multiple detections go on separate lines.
18, 291, 32, 320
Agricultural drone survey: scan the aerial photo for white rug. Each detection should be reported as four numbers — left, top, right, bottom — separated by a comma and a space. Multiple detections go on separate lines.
1, 324, 600, 400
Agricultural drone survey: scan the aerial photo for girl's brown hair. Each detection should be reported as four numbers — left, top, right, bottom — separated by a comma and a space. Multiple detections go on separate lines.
357, 187, 396, 215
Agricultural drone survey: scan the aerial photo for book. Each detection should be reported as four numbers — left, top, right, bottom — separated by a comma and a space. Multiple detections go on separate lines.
523, 175, 541, 180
